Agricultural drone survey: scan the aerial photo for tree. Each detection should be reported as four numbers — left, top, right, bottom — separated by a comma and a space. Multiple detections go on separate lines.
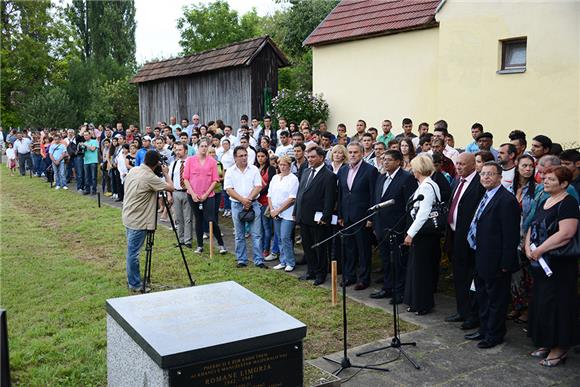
20, 87, 77, 128
86, 76, 139, 126
177, 0, 262, 55
66, 0, 136, 67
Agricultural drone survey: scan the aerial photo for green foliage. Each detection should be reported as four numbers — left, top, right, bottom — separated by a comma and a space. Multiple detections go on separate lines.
19, 87, 76, 128
86, 76, 139, 126
264, 0, 339, 92
271, 89, 329, 126
177, 0, 262, 55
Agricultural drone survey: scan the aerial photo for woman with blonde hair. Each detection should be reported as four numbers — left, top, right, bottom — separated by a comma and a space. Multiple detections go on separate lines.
328, 144, 348, 174
403, 154, 441, 316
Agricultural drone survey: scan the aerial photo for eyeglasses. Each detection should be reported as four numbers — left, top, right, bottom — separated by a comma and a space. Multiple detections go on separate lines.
479, 172, 499, 177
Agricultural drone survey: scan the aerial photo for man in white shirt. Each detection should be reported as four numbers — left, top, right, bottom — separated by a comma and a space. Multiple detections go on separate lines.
224, 145, 265, 268
498, 143, 516, 189
238, 135, 256, 165
168, 143, 193, 248
220, 125, 238, 147
275, 130, 293, 157
13, 132, 32, 176
433, 127, 459, 163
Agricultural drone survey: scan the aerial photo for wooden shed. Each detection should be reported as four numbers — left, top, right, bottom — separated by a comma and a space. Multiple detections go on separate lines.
130, 36, 289, 128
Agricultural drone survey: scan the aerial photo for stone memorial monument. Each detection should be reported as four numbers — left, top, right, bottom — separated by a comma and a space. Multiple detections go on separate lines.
107, 281, 307, 386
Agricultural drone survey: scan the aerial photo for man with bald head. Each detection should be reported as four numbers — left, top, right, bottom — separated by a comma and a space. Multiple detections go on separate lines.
444, 152, 485, 329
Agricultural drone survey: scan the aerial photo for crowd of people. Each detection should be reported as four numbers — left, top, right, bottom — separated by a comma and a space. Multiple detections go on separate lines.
3, 113, 579, 367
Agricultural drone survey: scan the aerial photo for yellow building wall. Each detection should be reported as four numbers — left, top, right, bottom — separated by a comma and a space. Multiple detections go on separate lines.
311, 0, 580, 148
436, 0, 580, 147
312, 28, 440, 135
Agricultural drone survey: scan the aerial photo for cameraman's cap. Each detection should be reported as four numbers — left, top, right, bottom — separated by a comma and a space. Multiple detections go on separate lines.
143, 135, 152, 141
476, 132, 493, 141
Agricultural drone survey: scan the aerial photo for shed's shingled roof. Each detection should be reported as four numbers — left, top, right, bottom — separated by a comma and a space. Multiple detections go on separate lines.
304, 0, 440, 46
131, 36, 289, 84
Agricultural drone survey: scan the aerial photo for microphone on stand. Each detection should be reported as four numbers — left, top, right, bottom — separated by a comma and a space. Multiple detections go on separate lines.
406, 194, 425, 210
369, 199, 396, 211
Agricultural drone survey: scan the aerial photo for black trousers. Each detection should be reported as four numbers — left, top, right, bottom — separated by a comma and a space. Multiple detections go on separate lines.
301, 223, 331, 281
18, 153, 32, 176
475, 272, 511, 344
343, 224, 373, 285
452, 249, 479, 323
190, 196, 223, 248
379, 232, 407, 294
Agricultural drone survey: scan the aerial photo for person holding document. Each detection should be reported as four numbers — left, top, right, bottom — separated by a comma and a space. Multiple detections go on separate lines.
293, 146, 337, 286
525, 166, 579, 367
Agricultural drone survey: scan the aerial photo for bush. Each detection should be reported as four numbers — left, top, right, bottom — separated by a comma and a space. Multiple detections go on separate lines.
271, 89, 329, 127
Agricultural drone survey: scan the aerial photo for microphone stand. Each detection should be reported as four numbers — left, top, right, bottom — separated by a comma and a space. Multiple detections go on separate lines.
356, 205, 420, 369
313, 209, 390, 375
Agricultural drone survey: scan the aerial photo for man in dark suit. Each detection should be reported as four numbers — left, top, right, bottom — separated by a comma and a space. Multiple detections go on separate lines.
337, 142, 379, 290
294, 146, 337, 285
464, 162, 520, 349
370, 150, 417, 303
444, 153, 485, 329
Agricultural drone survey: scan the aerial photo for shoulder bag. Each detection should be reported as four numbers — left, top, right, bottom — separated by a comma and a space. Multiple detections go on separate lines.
416, 182, 448, 237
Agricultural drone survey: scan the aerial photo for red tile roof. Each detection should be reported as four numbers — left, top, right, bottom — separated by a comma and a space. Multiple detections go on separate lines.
131, 36, 289, 84
304, 0, 441, 46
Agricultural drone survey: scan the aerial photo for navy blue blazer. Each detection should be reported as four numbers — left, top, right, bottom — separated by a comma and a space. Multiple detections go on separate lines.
473, 185, 521, 280
372, 168, 418, 236
337, 161, 378, 224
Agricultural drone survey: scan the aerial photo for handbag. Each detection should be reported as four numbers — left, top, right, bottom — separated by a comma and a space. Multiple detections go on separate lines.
238, 205, 256, 223
545, 201, 580, 258
416, 182, 448, 237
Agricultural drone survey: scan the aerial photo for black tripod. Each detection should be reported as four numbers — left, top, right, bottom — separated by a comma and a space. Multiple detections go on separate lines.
313, 211, 390, 375
142, 191, 195, 293
356, 210, 420, 369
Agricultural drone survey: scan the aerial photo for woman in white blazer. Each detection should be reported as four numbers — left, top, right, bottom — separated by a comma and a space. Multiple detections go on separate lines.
403, 154, 441, 316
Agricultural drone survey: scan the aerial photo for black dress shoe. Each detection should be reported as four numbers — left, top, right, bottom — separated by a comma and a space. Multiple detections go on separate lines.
445, 313, 465, 323
236, 262, 248, 268
389, 296, 404, 305
416, 309, 431, 316
370, 289, 392, 299
477, 340, 501, 349
255, 263, 268, 269
464, 331, 483, 341
299, 274, 315, 281
354, 282, 369, 291
461, 320, 480, 330
313, 278, 326, 286
340, 279, 356, 287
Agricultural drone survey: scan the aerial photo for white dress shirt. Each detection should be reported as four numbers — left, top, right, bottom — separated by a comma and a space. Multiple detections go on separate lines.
268, 173, 299, 220
449, 170, 476, 231
224, 164, 262, 202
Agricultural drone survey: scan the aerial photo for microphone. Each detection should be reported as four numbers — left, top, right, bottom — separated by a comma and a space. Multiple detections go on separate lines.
369, 199, 396, 211
409, 194, 425, 205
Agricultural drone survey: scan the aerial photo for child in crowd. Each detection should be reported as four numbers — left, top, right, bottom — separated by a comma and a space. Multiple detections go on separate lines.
6, 142, 16, 175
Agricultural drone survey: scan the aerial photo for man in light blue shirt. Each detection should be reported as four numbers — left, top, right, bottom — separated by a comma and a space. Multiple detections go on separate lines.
49, 134, 68, 189
465, 123, 483, 153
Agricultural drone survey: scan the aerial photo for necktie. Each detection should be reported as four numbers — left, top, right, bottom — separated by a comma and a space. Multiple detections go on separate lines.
304, 167, 315, 188
447, 178, 466, 224
381, 175, 392, 197
467, 192, 489, 250
179, 160, 185, 189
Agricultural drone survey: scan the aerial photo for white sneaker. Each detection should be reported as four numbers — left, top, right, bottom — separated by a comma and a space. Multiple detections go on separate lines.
194, 247, 203, 254
203, 233, 209, 240
284, 266, 295, 272
273, 263, 286, 270
55, 186, 61, 190
219, 246, 227, 254
264, 253, 278, 262
62, 186, 68, 190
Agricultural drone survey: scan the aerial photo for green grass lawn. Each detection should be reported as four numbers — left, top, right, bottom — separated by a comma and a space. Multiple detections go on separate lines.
0, 168, 416, 386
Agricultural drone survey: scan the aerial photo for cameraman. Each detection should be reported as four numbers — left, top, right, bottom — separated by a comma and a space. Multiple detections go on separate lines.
122, 150, 174, 292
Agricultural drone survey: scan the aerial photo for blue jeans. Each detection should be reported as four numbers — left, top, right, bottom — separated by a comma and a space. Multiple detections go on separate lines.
260, 205, 280, 254
125, 228, 147, 289
83, 162, 97, 193
274, 218, 295, 267
73, 156, 84, 190
223, 192, 231, 210
231, 201, 263, 265
32, 154, 43, 176
52, 162, 66, 187
66, 158, 74, 182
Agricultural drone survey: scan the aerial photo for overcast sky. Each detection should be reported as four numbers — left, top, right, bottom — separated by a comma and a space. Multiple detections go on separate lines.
135, 0, 283, 63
